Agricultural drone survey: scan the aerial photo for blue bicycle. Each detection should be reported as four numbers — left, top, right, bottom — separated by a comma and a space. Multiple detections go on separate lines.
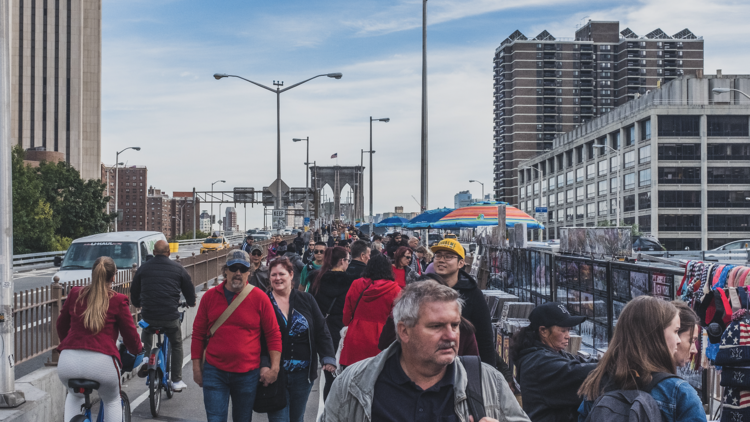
67, 379, 130, 422
138, 302, 187, 417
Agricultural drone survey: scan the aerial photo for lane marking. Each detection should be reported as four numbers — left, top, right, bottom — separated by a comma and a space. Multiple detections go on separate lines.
129, 355, 192, 411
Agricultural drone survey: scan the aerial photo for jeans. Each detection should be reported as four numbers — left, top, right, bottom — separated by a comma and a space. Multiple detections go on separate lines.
202, 361, 259, 422
142, 318, 183, 381
267, 370, 314, 422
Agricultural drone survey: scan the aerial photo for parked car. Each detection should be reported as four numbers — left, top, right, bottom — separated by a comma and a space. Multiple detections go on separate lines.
711, 240, 750, 251
53, 231, 167, 283
254, 231, 272, 241
632, 236, 665, 252
200, 236, 229, 254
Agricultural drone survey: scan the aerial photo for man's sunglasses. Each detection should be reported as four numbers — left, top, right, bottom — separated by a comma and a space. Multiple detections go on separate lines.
314, 250, 326, 254
251, 251, 263, 256
228, 265, 250, 273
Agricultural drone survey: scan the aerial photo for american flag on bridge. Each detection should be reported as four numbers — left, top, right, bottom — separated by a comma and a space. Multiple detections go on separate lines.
331, 153, 338, 159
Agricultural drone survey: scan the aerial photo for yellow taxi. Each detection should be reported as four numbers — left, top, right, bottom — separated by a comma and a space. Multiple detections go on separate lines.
444, 233, 458, 239
200, 236, 229, 254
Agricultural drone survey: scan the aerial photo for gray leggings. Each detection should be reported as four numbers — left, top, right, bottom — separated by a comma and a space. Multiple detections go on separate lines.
58, 349, 122, 422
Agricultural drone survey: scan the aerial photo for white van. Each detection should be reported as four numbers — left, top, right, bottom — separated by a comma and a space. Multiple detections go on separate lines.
53, 231, 167, 284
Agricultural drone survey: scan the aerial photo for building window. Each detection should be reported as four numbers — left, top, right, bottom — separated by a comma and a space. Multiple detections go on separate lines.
660, 191, 701, 208
610, 177, 618, 193
558, 192, 565, 205
557, 209, 564, 222
598, 160, 607, 176
624, 194, 635, 212
624, 173, 635, 190
658, 215, 700, 231
576, 168, 584, 182
549, 194, 555, 207
587, 164, 595, 179
587, 203, 595, 217
707, 115, 749, 137
658, 115, 700, 137
707, 143, 750, 160
557, 175, 564, 188
587, 183, 595, 198
707, 215, 750, 232
567, 189, 574, 203
611, 132, 620, 150
610, 156, 619, 171
598, 200, 608, 216
598, 180, 607, 195
639, 215, 651, 231
707, 191, 750, 208
638, 145, 651, 163
533, 182, 539, 195
639, 169, 651, 187
638, 192, 651, 209
576, 205, 584, 219
626, 126, 635, 146
641, 119, 651, 140
658, 143, 700, 160
707, 167, 750, 184
566, 207, 574, 222
624, 151, 635, 168
610, 199, 618, 215
566, 171, 574, 185
576, 187, 584, 201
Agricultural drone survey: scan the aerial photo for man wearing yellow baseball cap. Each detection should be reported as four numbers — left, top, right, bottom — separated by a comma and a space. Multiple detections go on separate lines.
430, 238, 496, 367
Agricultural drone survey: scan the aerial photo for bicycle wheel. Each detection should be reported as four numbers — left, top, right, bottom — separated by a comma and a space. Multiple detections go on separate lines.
69, 415, 89, 422
121, 391, 131, 422
165, 342, 173, 399
148, 369, 162, 417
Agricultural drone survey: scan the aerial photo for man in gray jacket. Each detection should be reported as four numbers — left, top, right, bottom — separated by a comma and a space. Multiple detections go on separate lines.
320, 280, 529, 422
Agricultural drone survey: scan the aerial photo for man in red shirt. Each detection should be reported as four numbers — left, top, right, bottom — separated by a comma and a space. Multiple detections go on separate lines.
192, 250, 282, 422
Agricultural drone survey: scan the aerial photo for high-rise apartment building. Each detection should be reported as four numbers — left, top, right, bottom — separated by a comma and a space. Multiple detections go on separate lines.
12, 0, 102, 180
224, 207, 237, 233
454, 191, 473, 209
147, 186, 172, 238
172, 192, 200, 238
100, 165, 147, 231
493, 21, 704, 203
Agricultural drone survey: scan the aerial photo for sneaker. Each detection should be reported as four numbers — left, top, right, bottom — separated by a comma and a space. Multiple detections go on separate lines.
172, 380, 187, 392
137, 364, 149, 378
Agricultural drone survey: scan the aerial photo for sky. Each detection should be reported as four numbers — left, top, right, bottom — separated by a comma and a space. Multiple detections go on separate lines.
101, 0, 750, 230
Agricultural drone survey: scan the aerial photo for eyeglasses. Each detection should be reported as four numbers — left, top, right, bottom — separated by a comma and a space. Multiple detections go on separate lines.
314, 250, 326, 254
405, 256, 413, 261
251, 251, 263, 256
228, 265, 250, 273
434, 253, 459, 261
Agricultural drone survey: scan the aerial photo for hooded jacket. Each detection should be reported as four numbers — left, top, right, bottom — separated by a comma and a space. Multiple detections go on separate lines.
516, 341, 597, 422
453, 269, 496, 366
319, 341, 530, 422
313, 270, 355, 348
340, 278, 401, 366
345, 259, 367, 280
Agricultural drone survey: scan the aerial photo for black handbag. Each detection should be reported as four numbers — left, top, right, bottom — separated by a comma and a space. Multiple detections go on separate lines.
253, 367, 287, 413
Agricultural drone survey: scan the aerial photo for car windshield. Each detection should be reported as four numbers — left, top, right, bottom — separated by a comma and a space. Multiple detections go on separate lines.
61, 242, 138, 270
204, 238, 223, 244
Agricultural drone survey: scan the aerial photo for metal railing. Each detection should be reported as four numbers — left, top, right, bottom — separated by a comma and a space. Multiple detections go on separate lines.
13, 250, 67, 271
12, 236, 292, 366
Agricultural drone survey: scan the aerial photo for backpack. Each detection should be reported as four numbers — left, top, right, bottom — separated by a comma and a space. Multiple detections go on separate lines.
459, 356, 486, 421
584, 373, 679, 422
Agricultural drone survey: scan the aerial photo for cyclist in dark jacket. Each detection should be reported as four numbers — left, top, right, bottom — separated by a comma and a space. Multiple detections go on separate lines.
131, 240, 196, 391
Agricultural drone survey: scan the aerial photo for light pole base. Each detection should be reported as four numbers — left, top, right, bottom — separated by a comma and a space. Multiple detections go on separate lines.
0, 391, 26, 408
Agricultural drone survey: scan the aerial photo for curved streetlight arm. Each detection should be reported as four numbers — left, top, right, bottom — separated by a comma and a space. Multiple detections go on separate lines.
220, 74, 276, 93
713, 87, 750, 100
117, 146, 140, 154
280, 74, 332, 93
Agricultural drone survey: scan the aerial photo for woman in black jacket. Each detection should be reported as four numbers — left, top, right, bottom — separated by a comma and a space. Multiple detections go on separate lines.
311, 246, 352, 401
261, 257, 336, 422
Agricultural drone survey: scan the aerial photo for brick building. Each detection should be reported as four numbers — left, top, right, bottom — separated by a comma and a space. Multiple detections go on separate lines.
493, 21, 704, 204
224, 207, 238, 233
147, 186, 172, 238
101, 165, 147, 231
172, 192, 200, 239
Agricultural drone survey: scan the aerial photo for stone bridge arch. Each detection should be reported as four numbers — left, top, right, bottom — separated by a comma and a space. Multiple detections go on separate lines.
310, 165, 364, 222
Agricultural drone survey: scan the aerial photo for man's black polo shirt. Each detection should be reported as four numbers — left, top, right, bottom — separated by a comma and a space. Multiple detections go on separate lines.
371, 351, 458, 422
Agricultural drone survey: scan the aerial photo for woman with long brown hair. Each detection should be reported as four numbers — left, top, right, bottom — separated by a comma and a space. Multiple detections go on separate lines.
57, 256, 142, 422
391, 246, 413, 288
578, 296, 705, 422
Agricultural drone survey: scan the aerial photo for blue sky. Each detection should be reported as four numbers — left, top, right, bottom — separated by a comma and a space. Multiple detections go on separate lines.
101, 0, 750, 229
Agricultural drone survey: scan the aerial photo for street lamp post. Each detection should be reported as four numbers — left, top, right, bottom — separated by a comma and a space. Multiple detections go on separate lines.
292, 137, 310, 222
105, 162, 123, 216
594, 145, 621, 226
369, 117, 389, 238
211, 180, 225, 232
214, 72, 342, 211
469, 180, 484, 201
712, 87, 750, 101
420, 0, 428, 217
114, 147, 141, 231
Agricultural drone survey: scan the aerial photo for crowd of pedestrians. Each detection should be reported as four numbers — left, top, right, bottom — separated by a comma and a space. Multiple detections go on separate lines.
57, 223, 709, 422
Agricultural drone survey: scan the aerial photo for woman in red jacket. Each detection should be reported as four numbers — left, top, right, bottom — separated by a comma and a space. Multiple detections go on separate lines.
339, 254, 401, 367
57, 256, 142, 422
391, 246, 413, 288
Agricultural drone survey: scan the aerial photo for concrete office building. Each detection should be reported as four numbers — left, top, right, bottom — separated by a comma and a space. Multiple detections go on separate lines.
517, 72, 750, 251
11, 0, 102, 180
493, 21, 704, 203
200, 210, 211, 234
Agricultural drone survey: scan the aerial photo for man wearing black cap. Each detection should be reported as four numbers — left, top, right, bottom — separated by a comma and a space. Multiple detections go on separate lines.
512, 302, 598, 422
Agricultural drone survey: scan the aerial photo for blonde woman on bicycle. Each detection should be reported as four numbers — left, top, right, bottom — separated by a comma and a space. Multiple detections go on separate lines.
57, 256, 142, 422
